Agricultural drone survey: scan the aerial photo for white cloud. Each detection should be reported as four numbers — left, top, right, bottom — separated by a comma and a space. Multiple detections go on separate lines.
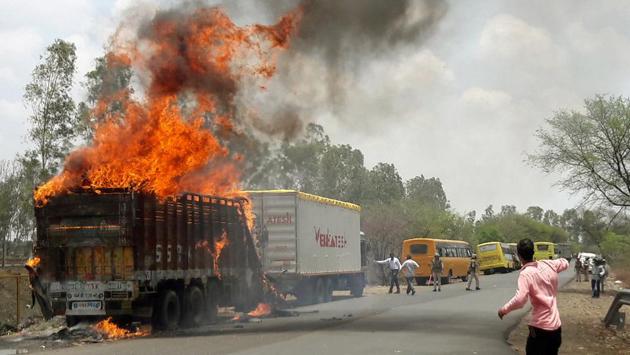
461, 87, 512, 111
479, 14, 563, 70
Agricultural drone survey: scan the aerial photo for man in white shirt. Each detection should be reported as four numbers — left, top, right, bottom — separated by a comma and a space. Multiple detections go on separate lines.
375, 253, 402, 294
401, 255, 420, 295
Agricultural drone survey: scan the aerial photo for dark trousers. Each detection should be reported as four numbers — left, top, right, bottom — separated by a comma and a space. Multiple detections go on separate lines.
526, 326, 561, 355
405, 276, 415, 294
591, 279, 601, 297
389, 269, 400, 293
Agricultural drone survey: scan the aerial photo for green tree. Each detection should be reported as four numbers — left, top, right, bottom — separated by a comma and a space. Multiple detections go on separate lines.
531, 95, 630, 207
405, 175, 449, 211
23, 39, 78, 180
365, 163, 405, 205
317, 144, 367, 203
526, 206, 544, 221
543, 210, 559, 226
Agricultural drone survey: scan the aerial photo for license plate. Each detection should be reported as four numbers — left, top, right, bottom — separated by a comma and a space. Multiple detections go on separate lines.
68, 301, 105, 315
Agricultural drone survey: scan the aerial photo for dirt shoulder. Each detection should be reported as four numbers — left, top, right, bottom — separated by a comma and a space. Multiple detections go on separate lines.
508, 272, 630, 354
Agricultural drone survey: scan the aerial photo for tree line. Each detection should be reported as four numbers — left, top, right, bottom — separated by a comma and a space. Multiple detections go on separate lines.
2, 39, 630, 274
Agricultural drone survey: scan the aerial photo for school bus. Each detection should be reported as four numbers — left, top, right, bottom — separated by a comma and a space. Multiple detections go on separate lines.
477, 242, 517, 274
401, 238, 472, 285
534, 241, 555, 260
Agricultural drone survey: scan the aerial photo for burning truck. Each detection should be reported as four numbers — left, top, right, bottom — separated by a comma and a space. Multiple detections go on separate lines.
31, 188, 264, 329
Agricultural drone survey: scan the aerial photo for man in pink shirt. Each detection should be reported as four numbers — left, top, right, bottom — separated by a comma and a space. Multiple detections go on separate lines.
498, 238, 568, 355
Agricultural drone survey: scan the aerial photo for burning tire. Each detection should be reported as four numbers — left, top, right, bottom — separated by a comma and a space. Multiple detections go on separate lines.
156, 289, 180, 330
185, 286, 205, 327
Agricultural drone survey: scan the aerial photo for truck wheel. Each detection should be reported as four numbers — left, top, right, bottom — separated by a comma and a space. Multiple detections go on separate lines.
314, 278, 326, 304
206, 281, 219, 322
156, 289, 180, 330
185, 286, 205, 327
350, 276, 364, 297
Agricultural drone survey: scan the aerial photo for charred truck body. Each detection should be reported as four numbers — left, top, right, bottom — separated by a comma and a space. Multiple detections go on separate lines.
247, 190, 366, 304
34, 188, 263, 329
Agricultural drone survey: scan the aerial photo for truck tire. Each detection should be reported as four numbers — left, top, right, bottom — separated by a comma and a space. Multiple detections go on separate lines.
156, 289, 180, 330
314, 278, 326, 304
350, 276, 364, 297
185, 286, 205, 327
206, 281, 219, 322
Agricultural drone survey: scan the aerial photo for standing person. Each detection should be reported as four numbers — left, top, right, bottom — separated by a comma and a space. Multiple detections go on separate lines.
582, 257, 590, 282
498, 238, 568, 355
401, 255, 420, 295
466, 254, 480, 291
590, 258, 605, 298
601, 259, 609, 294
574, 257, 582, 282
375, 253, 402, 294
430, 253, 444, 292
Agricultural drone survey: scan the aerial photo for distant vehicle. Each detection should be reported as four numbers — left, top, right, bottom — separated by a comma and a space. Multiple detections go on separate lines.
246, 190, 366, 304
506, 243, 522, 269
401, 238, 472, 285
477, 242, 517, 274
534, 241, 556, 260
577, 252, 597, 270
555, 243, 572, 262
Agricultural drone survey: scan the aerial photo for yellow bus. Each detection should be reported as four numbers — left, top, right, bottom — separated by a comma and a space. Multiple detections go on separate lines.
477, 242, 517, 274
507, 242, 521, 269
534, 242, 555, 260
401, 238, 472, 285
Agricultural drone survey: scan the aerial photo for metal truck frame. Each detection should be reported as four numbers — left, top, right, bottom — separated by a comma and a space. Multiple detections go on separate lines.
33, 188, 263, 329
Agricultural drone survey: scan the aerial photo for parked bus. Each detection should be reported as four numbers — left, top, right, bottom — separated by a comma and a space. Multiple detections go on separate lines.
401, 238, 472, 285
534, 241, 555, 260
477, 242, 517, 274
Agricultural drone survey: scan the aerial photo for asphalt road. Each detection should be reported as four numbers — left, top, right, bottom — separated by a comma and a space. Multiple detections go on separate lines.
43, 268, 572, 355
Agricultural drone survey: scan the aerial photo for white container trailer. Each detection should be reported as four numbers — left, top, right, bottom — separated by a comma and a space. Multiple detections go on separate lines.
247, 190, 366, 304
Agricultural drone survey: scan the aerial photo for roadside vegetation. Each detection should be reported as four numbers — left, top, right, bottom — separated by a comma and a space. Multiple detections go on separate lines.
1, 40, 630, 287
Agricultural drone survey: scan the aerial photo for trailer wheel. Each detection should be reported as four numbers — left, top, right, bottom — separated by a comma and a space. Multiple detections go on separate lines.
156, 289, 180, 330
185, 286, 205, 327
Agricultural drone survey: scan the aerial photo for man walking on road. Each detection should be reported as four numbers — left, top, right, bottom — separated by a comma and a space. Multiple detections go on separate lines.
466, 254, 480, 291
401, 255, 419, 295
430, 253, 443, 292
498, 238, 568, 355
375, 253, 401, 294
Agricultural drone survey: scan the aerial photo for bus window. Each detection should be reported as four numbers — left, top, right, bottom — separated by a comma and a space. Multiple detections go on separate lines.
479, 244, 497, 253
537, 244, 549, 251
410, 244, 428, 255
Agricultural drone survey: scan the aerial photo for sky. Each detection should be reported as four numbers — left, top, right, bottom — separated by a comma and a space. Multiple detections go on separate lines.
2, 0, 630, 215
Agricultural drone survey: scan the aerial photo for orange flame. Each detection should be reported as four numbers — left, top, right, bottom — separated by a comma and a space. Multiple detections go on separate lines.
33, 5, 302, 207
93, 317, 148, 339
213, 232, 229, 278
247, 303, 272, 318
25, 257, 41, 269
